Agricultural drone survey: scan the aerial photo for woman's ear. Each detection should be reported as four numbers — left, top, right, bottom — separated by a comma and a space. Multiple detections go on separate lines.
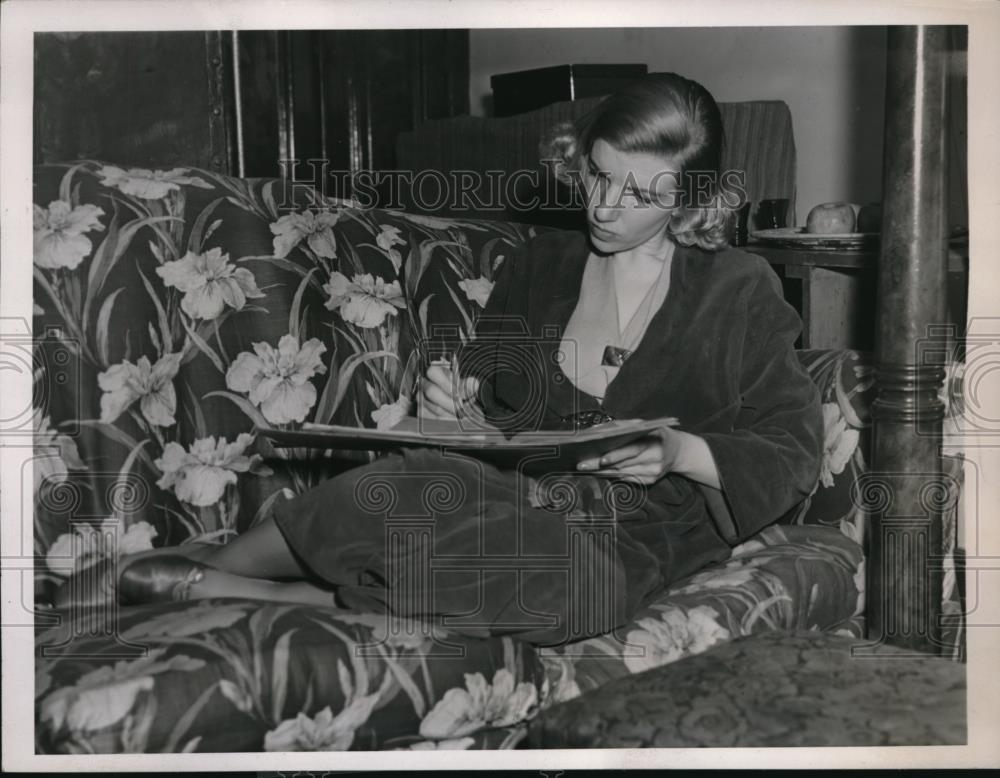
538, 122, 579, 186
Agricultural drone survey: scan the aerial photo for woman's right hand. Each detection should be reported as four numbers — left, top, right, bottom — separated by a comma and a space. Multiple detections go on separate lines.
418, 361, 482, 420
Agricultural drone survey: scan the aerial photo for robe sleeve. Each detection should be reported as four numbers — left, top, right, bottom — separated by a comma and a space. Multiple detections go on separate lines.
456, 242, 532, 434
697, 264, 823, 544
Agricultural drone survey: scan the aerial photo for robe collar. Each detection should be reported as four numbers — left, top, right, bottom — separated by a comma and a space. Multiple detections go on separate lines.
495, 230, 696, 425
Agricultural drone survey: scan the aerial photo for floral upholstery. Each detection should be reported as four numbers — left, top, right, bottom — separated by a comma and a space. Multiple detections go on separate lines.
32, 162, 960, 752
32, 162, 536, 585
36, 602, 542, 752
536, 524, 863, 708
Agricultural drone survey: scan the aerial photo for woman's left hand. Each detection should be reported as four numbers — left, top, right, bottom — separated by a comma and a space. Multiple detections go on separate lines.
576, 425, 683, 485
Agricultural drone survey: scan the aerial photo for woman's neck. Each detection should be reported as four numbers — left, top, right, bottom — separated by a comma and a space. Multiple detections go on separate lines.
609, 232, 676, 274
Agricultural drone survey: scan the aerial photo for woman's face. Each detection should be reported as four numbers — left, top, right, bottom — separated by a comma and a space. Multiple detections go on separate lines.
581, 139, 681, 254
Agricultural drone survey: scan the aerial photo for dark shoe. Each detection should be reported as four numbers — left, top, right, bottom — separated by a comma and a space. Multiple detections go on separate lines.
118, 554, 210, 605
51, 553, 212, 610
52, 555, 118, 610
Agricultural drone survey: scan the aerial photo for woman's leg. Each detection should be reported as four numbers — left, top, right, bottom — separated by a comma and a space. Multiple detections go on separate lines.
187, 517, 338, 604
186, 570, 337, 606
202, 516, 309, 579
113, 516, 339, 607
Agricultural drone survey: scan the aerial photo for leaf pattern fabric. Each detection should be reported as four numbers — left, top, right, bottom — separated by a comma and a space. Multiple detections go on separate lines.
36, 601, 543, 753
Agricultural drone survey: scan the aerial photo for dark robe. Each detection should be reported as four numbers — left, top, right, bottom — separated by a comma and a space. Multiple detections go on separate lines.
463, 230, 824, 545
274, 230, 823, 645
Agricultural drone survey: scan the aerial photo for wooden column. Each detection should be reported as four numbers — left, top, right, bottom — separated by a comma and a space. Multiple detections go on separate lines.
866, 26, 950, 653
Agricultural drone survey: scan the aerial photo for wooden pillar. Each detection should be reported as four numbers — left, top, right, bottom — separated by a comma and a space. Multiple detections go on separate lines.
866, 26, 950, 653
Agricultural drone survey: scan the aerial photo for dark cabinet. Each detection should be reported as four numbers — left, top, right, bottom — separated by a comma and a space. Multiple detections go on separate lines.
490, 64, 647, 117
34, 32, 234, 172
34, 30, 469, 188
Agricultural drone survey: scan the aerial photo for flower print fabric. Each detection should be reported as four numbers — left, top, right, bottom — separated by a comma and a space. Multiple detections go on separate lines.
225, 335, 327, 424
96, 166, 211, 199
33, 200, 105, 270
97, 353, 182, 427
40, 648, 204, 734
376, 224, 406, 272
622, 605, 731, 674
45, 521, 158, 578
819, 402, 860, 488
458, 277, 494, 308
419, 669, 538, 740
370, 395, 412, 430
154, 433, 259, 507
33, 163, 559, 754
270, 209, 341, 259
33, 409, 86, 494
263, 697, 381, 751
323, 272, 406, 328
156, 248, 265, 321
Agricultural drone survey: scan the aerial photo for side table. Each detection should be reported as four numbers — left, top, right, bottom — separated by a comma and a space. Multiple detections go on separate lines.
749, 242, 969, 351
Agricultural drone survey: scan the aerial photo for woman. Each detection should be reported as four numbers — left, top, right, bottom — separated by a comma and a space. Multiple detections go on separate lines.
65, 73, 823, 646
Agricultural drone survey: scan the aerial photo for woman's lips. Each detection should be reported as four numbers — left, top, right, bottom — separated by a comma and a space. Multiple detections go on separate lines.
589, 224, 616, 240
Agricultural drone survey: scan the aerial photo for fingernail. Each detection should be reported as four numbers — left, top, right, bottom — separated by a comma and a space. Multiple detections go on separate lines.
578, 461, 594, 471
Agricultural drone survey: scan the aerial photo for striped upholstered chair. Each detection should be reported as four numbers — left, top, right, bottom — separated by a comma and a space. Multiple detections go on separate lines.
395, 96, 797, 226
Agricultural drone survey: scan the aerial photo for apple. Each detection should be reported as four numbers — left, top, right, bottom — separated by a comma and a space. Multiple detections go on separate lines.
805, 202, 857, 234
857, 202, 882, 233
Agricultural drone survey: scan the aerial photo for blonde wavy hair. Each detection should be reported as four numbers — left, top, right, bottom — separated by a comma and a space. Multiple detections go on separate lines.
539, 73, 736, 252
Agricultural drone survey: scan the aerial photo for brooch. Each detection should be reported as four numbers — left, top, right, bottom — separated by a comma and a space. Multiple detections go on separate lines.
602, 345, 632, 367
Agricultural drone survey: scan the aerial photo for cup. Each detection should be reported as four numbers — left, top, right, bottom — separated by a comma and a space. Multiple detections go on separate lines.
732, 202, 752, 247
755, 198, 790, 230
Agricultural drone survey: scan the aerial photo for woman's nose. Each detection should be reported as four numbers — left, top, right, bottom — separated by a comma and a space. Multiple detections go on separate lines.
592, 204, 619, 224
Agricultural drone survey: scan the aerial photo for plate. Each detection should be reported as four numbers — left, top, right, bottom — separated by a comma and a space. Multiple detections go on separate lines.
751, 227, 879, 251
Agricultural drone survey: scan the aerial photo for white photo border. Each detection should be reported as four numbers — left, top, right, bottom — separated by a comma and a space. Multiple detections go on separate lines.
3, 0, 999, 770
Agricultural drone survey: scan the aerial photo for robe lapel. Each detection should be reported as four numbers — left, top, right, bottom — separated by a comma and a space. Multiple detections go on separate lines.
492, 232, 603, 424
602, 243, 693, 418
490, 234, 700, 427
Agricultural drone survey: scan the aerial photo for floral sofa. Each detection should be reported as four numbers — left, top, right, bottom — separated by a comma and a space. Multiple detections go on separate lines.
31, 163, 963, 753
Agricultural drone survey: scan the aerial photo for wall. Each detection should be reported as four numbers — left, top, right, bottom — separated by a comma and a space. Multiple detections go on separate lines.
469, 26, 889, 224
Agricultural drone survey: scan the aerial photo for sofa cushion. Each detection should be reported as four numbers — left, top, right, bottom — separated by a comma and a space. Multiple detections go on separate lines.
35, 522, 861, 752
528, 629, 966, 747
783, 349, 874, 534
32, 162, 538, 603
396, 98, 798, 223
35, 599, 545, 753
535, 523, 863, 707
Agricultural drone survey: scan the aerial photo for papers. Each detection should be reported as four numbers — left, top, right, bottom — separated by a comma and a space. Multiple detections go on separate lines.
260, 416, 679, 475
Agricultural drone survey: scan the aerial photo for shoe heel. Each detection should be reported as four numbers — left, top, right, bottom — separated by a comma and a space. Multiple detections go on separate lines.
119, 555, 209, 605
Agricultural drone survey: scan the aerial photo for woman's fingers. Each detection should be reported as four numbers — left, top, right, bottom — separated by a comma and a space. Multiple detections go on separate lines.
577, 434, 660, 471
424, 364, 453, 393
454, 376, 481, 417
588, 465, 658, 485
419, 377, 457, 418
419, 370, 481, 420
